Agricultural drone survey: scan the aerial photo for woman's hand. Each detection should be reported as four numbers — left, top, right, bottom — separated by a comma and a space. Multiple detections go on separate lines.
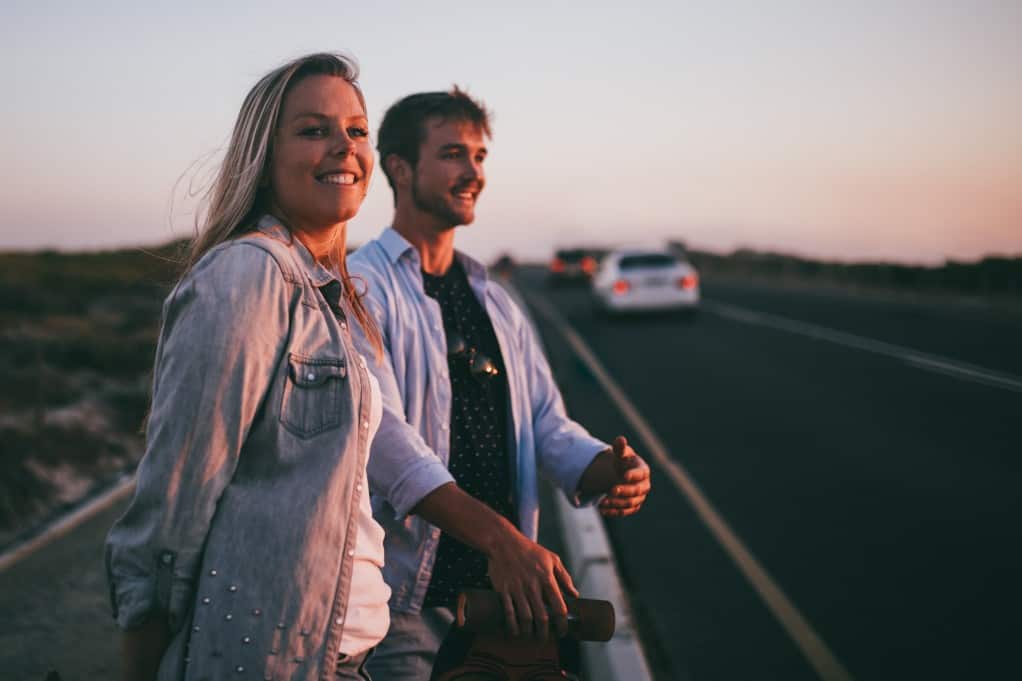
121, 614, 170, 681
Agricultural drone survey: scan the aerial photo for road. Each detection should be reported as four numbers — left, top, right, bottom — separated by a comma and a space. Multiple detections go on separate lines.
516, 268, 1022, 681
0, 493, 125, 680
3, 271, 1019, 680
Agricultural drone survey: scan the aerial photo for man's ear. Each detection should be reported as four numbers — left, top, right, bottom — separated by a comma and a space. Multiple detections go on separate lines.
384, 153, 412, 189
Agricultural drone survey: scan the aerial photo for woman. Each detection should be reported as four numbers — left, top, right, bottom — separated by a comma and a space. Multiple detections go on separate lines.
105, 53, 389, 681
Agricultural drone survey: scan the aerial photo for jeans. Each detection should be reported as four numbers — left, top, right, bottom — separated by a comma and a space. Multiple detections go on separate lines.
336, 648, 374, 680
364, 606, 455, 680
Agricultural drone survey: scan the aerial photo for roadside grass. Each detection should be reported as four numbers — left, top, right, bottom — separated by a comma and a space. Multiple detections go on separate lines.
0, 243, 183, 544
688, 249, 1022, 306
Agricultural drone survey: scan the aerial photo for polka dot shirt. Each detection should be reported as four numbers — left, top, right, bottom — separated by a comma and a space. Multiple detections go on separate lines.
421, 260, 516, 607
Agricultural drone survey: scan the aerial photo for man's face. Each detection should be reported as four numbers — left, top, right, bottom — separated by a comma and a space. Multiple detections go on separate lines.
409, 117, 487, 228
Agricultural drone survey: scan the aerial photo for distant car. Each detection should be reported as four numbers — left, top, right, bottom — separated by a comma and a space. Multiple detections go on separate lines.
548, 248, 599, 285
592, 248, 700, 315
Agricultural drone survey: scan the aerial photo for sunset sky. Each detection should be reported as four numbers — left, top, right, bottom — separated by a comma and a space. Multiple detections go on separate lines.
3, 1, 1020, 264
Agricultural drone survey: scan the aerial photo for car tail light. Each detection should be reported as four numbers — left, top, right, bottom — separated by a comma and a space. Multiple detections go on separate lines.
612, 279, 631, 295
677, 274, 698, 290
550, 258, 565, 273
581, 256, 597, 275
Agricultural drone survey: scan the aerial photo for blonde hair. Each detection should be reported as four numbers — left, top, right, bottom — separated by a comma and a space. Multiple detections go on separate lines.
185, 52, 382, 357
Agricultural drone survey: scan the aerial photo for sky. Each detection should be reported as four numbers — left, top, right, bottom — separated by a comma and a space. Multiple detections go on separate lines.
2, 0, 1020, 264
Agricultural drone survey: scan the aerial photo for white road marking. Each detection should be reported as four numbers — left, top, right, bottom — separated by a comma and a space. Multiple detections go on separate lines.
527, 293, 856, 681
704, 300, 1022, 393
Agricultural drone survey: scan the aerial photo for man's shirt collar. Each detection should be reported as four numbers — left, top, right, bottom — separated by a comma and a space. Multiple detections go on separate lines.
378, 226, 488, 285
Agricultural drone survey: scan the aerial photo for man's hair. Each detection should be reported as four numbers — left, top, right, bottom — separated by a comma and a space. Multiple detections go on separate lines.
376, 87, 492, 192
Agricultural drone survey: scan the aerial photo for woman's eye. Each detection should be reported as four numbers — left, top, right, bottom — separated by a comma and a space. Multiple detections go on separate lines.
300, 127, 327, 137
349, 127, 370, 138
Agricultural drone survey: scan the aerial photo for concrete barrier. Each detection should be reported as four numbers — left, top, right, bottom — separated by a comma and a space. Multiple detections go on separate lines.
553, 492, 654, 681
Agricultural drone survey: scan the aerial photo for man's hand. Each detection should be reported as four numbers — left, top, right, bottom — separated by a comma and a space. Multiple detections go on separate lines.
411, 482, 578, 641
486, 528, 579, 640
578, 436, 651, 517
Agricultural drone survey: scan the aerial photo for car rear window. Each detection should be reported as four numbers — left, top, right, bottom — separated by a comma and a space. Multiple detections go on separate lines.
556, 250, 588, 263
618, 254, 678, 270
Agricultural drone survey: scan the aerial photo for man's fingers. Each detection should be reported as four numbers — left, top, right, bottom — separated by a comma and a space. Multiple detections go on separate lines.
538, 576, 567, 642
612, 435, 628, 459
545, 580, 570, 639
617, 455, 648, 473
606, 479, 651, 498
527, 584, 551, 642
515, 591, 537, 639
600, 505, 642, 518
622, 467, 650, 483
554, 559, 579, 599
599, 494, 646, 510
501, 591, 520, 637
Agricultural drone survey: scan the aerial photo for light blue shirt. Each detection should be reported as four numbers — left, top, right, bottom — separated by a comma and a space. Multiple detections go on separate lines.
348, 227, 608, 613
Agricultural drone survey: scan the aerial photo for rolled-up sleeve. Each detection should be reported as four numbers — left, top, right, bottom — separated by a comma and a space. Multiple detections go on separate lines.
348, 272, 454, 518
517, 302, 608, 504
104, 244, 290, 630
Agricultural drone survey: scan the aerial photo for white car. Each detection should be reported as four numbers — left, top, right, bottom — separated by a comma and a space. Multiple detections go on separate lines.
592, 249, 700, 315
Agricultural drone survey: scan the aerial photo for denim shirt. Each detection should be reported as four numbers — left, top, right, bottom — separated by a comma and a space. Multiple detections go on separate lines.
347, 227, 608, 613
105, 217, 379, 681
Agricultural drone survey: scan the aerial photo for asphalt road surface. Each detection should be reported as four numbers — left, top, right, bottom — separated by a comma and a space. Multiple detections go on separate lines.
517, 268, 1022, 681
3, 271, 1019, 681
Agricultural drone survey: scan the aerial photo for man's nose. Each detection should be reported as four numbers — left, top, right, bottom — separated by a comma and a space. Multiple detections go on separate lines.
463, 158, 484, 182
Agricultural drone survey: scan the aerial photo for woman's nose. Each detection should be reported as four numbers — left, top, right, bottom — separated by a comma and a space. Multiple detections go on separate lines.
330, 132, 354, 156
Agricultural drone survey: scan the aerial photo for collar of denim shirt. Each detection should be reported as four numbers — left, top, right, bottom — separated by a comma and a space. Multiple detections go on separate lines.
377, 226, 490, 286
255, 214, 342, 288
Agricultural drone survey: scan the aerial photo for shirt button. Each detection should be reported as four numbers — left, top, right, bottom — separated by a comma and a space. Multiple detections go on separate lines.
356, 483, 363, 492
440, 424, 449, 431
307, 372, 316, 381
341, 322, 347, 330
347, 549, 355, 557
362, 420, 369, 429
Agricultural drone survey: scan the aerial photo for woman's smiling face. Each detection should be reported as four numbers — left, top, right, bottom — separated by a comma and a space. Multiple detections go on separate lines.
268, 74, 373, 235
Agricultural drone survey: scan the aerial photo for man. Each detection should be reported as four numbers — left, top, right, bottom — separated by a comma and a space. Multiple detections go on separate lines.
348, 88, 651, 679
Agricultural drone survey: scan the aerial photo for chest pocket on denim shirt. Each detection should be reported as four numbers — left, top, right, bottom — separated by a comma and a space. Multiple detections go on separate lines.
281, 353, 347, 438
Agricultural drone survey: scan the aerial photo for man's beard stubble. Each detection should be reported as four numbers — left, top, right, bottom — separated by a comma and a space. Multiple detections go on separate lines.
410, 173, 473, 228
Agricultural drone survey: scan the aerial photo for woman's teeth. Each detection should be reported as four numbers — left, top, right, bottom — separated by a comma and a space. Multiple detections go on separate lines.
319, 173, 356, 185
